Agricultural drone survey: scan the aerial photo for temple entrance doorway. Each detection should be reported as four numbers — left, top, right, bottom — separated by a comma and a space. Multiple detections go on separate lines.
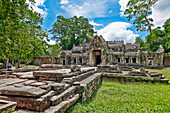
92, 50, 101, 66
96, 55, 101, 65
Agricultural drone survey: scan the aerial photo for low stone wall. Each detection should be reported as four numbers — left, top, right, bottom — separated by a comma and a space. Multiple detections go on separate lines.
164, 55, 170, 67
80, 73, 101, 102
102, 73, 169, 84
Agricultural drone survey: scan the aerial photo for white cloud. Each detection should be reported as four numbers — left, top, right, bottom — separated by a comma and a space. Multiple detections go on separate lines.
60, 0, 69, 5
98, 22, 139, 43
60, 0, 116, 18
26, 0, 47, 17
119, 0, 170, 28
149, 0, 170, 28
47, 40, 56, 45
89, 20, 103, 26
118, 0, 129, 17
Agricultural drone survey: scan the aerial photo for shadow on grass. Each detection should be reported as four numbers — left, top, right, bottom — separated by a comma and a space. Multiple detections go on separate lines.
67, 82, 103, 113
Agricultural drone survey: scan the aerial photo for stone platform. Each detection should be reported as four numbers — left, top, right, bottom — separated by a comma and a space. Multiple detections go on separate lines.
0, 65, 169, 113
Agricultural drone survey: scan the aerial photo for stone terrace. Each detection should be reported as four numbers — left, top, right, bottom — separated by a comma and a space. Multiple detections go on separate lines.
0, 64, 169, 113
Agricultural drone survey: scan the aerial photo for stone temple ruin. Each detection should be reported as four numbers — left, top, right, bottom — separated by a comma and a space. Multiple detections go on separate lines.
0, 35, 169, 113
57, 35, 165, 67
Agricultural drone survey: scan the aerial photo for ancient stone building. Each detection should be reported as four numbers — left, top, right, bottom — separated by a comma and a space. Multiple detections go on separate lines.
33, 55, 57, 65
58, 35, 165, 67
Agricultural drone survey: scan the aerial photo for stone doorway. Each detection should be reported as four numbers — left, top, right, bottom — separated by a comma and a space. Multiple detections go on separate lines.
96, 55, 101, 65
92, 50, 101, 66
63, 60, 65, 65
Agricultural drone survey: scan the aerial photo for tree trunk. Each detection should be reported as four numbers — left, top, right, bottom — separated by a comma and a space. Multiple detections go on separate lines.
51, 57, 54, 64
5, 58, 9, 69
27, 57, 30, 65
12, 58, 14, 66
18, 59, 20, 68
144, 15, 152, 34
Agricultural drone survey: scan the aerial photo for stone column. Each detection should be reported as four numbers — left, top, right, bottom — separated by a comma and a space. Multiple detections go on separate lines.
76, 57, 79, 65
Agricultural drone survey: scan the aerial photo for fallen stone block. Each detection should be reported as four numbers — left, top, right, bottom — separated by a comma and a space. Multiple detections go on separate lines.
0, 86, 47, 97
0, 99, 17, 113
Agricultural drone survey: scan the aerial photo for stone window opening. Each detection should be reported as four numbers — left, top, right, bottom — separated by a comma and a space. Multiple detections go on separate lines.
132, 58, 136, 63
74, 59, 76, 64
79, 58, 82, 64
125, 58, 129, 63
117, 58, 120, 62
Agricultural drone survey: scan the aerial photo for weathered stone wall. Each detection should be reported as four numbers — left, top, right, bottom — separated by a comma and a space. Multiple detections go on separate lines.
164, 55, 170, 66
81, 73, 101, 101
102, 73, 169, 84
33, 57, 57, 66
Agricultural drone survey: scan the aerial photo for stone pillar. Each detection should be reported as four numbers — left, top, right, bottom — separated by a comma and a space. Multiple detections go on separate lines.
136, 57, 138, 64
122, 55, 124, 64
130, 57, 132, 64
65, 57, 68, 65
76, 57, 79, 65
82, 57, 84, 64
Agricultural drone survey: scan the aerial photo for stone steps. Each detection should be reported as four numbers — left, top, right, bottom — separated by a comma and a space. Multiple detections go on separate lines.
45, 94, 80, 113
50, 86, 77, 106
61, 69, 96, 84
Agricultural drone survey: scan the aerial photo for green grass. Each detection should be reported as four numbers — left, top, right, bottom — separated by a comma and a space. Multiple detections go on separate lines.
68, 82, 170, 113
11, 64, 40, 69
17, 65, 40, 69
146, 68, 170, 80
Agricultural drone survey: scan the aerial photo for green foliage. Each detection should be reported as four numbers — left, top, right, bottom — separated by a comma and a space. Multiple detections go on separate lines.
125, 0, 158, 34
135, 18, 170, 53
0, 0, 48, 66
68, 81, 170, 113
49, 16, 95, 50
47, 44, 61, 60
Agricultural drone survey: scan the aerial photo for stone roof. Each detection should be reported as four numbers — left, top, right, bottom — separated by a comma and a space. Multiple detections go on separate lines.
71, 53, 84, 57
35, 55, 52, 58
72, 45, 83, 53
59, 50, 72, 56
108, 41, 124, 48
113, 52, 124, 55
125, 52, 139, 56
125, 43, 140, 50
156, 45, 164, 53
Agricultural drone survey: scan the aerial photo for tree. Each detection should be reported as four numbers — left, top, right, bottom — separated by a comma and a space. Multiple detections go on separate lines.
0, 0, 48, 68
49, 16, 95, 50
135, 37, 147, 50
125, 0, 158, 34
47, 44, 61, 64
139, 18, 170, 53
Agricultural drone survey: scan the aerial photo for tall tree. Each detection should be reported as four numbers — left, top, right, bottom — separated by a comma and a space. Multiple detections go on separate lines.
125, 0, 158, 34
47, 44, 61, 64
49, 16, 95, 50
0, 0, 48, 68
137, 18, 170, 53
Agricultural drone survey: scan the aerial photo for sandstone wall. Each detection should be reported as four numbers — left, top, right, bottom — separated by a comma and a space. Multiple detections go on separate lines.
164, 55, 170, 66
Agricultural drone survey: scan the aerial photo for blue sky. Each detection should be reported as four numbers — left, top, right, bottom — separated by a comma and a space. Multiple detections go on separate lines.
30, 0, 170, 44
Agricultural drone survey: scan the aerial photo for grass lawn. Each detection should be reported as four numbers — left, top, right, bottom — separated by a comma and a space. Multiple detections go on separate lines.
17, 65, 40, 69
68, 82, 170, 113
146, 68, 170, 80
11, 64, 40, 69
